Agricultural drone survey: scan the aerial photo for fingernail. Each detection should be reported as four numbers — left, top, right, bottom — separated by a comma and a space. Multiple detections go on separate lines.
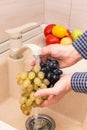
34, 93, 40, 97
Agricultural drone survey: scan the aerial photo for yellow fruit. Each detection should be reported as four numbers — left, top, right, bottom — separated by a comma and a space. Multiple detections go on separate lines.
71, 29, 83, 41
52, 25, 68, 38
60, 37, 72, 45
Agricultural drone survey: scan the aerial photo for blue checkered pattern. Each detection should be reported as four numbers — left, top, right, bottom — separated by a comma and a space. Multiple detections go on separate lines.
71, 31, 87, 93
72, 31, 87, 59
71, 72, 87, 93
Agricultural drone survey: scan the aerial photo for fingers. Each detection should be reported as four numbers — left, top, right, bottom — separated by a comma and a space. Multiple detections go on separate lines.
41, 45, 52, 56
30, 60, 36, 66
37, 95, 57, 107
34, 88, 56, 97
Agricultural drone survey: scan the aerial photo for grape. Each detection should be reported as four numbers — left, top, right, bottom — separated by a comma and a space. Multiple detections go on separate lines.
21, 72, 28, 80
35, 97, 43, 105
28, 71, 35, 80
43, 79, 50, 86
38, 71, 45, 79
53, 74, 60, 82
41, 67, 47, 74
46, 65, 50, 72
46, 72, 53, 81
51, 60, 58, 65
21, 90, 29, 97
22, 110, 30, 116
32, 102, 37, 107
23, 79, 31, 88
40, 62, 46, 68
26, 98, 32, 106
30, 91, 36, 101
34, 77, 42, 86
33, 65, 41, 73
20, 96, 27, 105
16, 73, 21, 80
49, 62, 57, 69
52, 63, 58, 69
27, 84, 34, 93
46, 59, 51, 66
20, 104, 32, 116
33, 84, 39, 91
17, 79, 24, 86
57, 69, 63, 75
40, 83, 47, 89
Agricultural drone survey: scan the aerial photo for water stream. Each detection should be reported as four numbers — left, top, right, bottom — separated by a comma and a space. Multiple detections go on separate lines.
32, 107, 41, 130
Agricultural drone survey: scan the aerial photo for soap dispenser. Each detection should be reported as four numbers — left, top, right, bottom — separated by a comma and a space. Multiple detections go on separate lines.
6, 22, 40, 99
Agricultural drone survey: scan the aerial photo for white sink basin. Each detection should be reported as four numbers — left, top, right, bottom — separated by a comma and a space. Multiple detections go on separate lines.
0, 33, 87, 130
0, 120, 17, 130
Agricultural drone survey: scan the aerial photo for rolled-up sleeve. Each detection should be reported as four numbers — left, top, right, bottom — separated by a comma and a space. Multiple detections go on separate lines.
71, 72, 87, 93
72, 30, 87, 59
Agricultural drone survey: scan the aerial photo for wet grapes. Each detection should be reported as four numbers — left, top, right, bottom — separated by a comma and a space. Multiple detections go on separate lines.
40, 59, 63, 88
16, 59, 63, 116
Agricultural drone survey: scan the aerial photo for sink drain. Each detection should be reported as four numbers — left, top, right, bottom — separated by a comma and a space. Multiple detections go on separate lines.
25, 114, 56, 130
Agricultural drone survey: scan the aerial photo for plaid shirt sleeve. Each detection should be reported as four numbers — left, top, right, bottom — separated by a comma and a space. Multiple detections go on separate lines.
72, 30, 87, 59
71, 72, 87, 93
71, 31, 87, 93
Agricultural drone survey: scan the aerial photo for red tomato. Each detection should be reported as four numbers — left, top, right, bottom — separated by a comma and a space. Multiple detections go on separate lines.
44, 24, 56, 37
46, 34, 60, 45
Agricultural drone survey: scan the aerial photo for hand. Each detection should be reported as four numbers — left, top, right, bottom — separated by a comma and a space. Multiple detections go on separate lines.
41, 44, 82, 68
34, 74, 72, 107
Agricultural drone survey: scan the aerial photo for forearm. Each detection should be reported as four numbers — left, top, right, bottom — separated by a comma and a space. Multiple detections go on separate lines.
72, 30, 87, 59
71, 72, 87, 93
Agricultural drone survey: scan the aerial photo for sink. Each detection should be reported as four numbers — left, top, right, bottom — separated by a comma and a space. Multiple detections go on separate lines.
0, 33, 87, 130
0, 120, 17, 130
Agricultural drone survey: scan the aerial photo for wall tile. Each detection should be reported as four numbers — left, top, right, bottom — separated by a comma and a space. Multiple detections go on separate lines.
0, 0, 44, 43
44, 0, 72, 28
70, 0, 87, 31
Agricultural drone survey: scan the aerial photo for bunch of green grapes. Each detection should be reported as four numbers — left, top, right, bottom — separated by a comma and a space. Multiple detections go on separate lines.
16, 64, 50, 116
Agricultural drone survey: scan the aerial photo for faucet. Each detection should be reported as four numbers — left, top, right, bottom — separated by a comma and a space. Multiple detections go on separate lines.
6, 22, 42, 59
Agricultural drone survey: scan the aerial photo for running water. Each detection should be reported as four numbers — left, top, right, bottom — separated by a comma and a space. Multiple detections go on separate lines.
32, 107, 41, 130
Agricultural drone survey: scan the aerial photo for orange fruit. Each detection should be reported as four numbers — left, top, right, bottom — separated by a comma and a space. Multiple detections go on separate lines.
52, 25, 68, 38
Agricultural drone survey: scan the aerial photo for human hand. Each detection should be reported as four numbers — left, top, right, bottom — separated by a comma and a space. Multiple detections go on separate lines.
41, 44, 82, 68
34, 74, 72, 107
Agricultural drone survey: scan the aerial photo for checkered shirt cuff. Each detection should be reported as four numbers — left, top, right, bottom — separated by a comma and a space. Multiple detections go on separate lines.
72, 31, 87, 59
71, 72, 87, 93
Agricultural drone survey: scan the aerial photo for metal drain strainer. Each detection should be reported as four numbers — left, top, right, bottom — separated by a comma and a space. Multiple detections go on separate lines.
25, 114, 56, 130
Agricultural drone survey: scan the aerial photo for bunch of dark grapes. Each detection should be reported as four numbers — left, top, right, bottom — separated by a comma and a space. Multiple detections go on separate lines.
40, 59, 63, 88
16, 59, 63, 116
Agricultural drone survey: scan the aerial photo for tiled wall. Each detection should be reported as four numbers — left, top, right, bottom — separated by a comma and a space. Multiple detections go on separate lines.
70, 0, 87, 31
44, 0, 71, 28
0, 0, 44, 43
0, 0, 87, 43
44, 0, 87, 31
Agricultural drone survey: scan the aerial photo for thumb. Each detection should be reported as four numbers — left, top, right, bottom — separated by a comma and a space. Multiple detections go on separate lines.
34, 88, 56, 97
